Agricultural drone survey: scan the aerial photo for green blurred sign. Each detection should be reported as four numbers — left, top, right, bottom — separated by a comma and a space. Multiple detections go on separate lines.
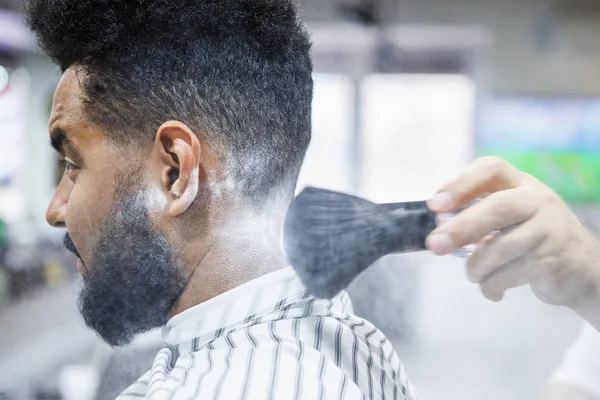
479, 97, 600, 203
479, 150, 600, 202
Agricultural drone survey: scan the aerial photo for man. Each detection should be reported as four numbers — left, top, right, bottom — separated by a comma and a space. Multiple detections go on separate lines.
544, 322, 600, 400
26, 0, 415, 398
426, 156, 600, 332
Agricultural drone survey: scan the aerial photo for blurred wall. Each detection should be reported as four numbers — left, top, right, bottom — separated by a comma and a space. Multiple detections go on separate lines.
300, 0, 600, 96
19, 53, 61, 238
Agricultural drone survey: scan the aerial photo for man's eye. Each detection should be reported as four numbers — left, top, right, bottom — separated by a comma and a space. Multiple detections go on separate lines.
58, 159, 76, 175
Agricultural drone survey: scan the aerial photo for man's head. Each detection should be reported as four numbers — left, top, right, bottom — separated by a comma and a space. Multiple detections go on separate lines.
25, 0, 312, 346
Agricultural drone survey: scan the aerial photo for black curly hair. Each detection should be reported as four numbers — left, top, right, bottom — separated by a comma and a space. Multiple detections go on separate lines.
22, 0, 313, 202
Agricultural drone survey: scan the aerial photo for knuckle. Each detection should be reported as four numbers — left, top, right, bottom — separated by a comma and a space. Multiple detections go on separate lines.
466, 252, 490, 284
523, 179, 561, 205
489, 193, 518, 219
495, 240, 520, 262
444, 219, 472, 247
478, 156, 509, 176
518, 182, 536, 197
466, 263, 484, 284
521, 173, 539, 184
541, 188, 562, 205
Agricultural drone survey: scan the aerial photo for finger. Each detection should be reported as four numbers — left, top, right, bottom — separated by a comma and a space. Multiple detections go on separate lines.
479, 259, 538, 302
428, 156, 524, 213
427, 185, 539, 255
466, 217, 546, 284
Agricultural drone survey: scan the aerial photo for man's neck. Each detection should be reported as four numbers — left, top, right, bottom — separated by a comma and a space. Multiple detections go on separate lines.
170, 209, 289, 316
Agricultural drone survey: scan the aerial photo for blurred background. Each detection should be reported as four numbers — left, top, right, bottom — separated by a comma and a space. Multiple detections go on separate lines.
1, 0, 600, 399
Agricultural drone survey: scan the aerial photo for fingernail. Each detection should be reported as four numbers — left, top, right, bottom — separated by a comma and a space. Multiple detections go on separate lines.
426, 234, 454, 255
428, 192, 454, 212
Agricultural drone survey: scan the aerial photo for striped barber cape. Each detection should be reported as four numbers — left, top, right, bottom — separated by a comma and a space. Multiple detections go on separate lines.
116, 267, 416, 400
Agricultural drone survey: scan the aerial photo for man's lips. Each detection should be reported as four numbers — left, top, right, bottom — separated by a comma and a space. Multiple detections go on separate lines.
76, 259, 85, 273
63, 233, 86, 273
63, 233, 82, 258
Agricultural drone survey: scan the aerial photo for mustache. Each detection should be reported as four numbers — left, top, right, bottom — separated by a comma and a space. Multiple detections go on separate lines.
63, 233, 83, 260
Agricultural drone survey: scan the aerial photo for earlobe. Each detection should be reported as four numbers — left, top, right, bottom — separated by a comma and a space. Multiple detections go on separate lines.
155, 121, 201, 216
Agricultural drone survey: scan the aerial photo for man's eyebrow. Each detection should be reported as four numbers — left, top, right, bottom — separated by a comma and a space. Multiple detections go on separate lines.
50, 127, 67, 154
50, 128, 83, 161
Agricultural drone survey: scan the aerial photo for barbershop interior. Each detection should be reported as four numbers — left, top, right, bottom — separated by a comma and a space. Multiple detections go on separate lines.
1, 0, 600, 399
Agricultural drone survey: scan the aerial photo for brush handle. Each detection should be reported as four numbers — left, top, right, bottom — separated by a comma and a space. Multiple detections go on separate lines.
381, 200, 478, 258
377, 201, 437, 254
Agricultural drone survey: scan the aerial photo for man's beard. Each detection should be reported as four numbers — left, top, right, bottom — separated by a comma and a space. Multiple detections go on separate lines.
65, 187, 187, 347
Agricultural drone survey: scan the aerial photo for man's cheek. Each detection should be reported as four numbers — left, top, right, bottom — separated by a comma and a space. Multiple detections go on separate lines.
66, 198, 99, 262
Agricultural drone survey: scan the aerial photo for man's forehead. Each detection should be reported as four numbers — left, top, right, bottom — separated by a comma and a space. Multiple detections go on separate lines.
52, 69, 83, 112
49, 68, 87, 140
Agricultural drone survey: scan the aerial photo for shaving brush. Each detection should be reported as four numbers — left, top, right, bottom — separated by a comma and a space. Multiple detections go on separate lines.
283, 187, 439, 299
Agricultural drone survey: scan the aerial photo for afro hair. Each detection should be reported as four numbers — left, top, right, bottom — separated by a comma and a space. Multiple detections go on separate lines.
23, 0, 313, 201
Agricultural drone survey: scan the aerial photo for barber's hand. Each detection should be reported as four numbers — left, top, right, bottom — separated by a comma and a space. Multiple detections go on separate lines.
425, 156, 600, 314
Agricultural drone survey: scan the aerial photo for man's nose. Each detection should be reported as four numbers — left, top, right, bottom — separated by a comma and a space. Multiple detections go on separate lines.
46, 175, 73, 228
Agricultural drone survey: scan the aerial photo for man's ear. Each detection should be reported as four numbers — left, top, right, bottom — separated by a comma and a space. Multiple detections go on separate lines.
155, 121, 201, 216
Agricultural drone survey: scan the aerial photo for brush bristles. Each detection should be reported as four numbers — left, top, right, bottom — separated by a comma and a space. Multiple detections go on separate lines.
284, 187, 435, 298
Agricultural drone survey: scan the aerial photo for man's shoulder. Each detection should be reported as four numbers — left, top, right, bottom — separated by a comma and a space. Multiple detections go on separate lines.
117, 345, 366, 400
115, 309, 415, 399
